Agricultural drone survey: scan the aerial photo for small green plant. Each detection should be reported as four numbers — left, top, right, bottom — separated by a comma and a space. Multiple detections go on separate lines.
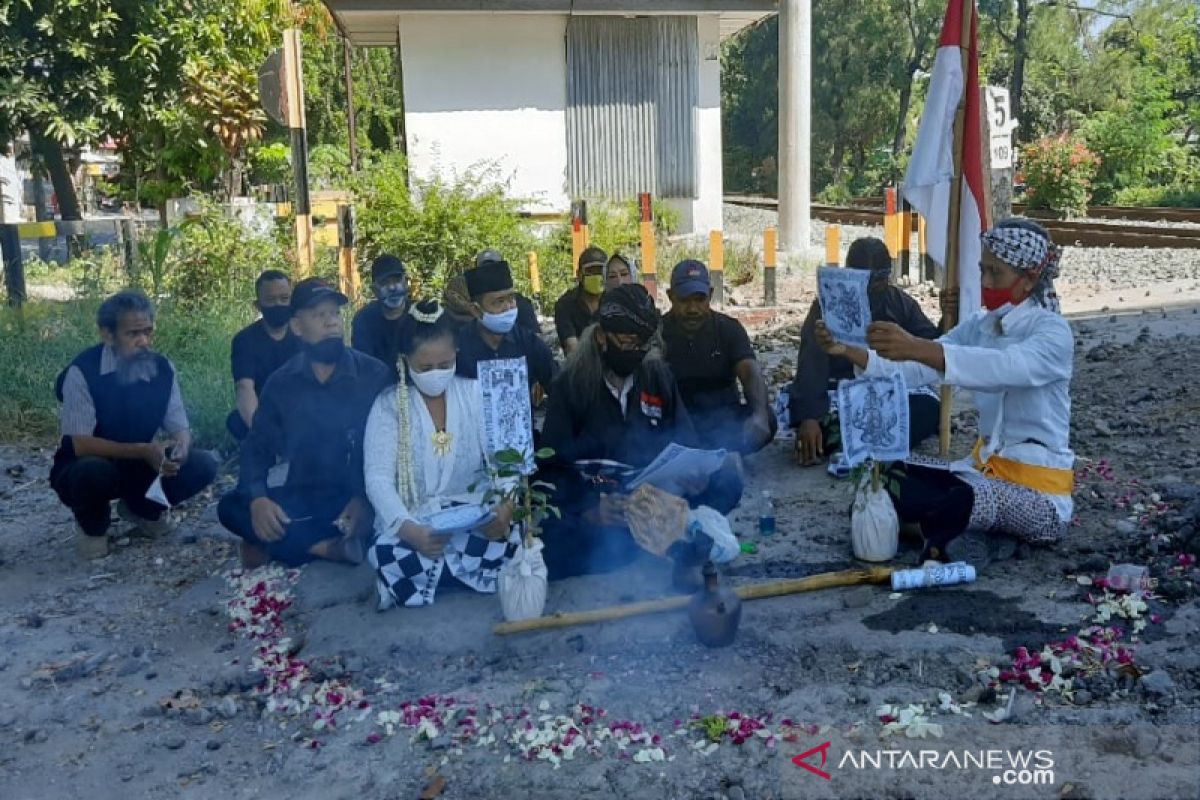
165, 197, 291, 308
849, 460, 904, 495
694, 715, 731, 743
478, 447, 560, 547
134, 227, 179, 298
1019, 134, 1100, 218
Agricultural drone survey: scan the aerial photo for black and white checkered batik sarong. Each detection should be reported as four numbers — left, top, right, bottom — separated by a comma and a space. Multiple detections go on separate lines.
908, 455, 1067, 545
370, 529, 517, 609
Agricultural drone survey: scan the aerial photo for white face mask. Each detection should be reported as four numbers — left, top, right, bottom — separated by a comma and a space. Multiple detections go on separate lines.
409, 365, 456, 397
481, 307, 518, 334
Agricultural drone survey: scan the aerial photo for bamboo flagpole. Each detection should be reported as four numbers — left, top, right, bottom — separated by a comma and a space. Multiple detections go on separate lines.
935, 0, 989, 457
937, 0, 973, 457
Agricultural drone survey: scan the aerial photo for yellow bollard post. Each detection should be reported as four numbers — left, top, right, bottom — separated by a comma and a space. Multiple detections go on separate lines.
708, 230, 725, 305
528, 251, 541, 296
824, 224, 840, 266
763, 227, 777, 306
638, 193, 657, 298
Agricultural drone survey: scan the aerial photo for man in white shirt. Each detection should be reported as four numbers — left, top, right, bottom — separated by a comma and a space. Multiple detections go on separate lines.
815, 219, 1074, 563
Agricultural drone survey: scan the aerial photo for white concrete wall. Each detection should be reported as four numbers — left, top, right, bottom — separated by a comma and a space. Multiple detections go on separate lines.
663, 14, 724, 235
0, 151, 22, 223
399, 14, 570, 214
397, 12, 722, 233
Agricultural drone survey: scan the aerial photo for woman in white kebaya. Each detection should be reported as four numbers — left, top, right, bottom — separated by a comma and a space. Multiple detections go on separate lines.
365, 299, 516, 608
816, 218, 1074, 562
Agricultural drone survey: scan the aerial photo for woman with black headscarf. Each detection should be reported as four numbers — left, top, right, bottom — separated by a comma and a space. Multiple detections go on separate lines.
538, 285, 743, 581
815, 219, 1074, 563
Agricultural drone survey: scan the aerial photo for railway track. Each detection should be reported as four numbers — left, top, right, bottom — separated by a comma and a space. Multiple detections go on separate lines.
725, 195, 1200, 250
842, 196, 1200, 225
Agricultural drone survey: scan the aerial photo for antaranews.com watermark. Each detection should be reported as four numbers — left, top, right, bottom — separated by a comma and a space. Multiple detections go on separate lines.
779, 724, 1198, 799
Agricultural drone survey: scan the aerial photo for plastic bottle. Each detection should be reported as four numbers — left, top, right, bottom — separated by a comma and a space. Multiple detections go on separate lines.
758, 490, 776, 536
890, 561, 977, 591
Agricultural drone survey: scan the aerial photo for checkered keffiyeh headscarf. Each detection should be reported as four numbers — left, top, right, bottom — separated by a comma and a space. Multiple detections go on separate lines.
981, 225, 1063, 313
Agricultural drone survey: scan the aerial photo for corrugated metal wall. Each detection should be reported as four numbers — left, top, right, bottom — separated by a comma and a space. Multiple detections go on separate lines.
566, 16, 699, 200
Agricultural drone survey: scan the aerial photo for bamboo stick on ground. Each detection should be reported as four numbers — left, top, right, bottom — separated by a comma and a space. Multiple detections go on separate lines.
493, 566, 895, 636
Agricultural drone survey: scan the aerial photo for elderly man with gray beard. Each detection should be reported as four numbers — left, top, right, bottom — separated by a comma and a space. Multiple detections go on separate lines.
50, 290, 217, 559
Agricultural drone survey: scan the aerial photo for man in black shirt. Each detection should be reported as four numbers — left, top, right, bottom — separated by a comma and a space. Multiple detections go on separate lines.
553, 245, 607, 355
456, 258, 558, 404
351, 254, 409, 374
788, 237, 941, 467
539, 285, 744, 581
662, 259, 776, 454
218, 278, 392, 567
227, 270, 301, 441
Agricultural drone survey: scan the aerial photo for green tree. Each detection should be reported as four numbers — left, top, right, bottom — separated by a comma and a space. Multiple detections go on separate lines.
0, 0, 284, 223
0, 0, 127, 221
299, 6, 405, 161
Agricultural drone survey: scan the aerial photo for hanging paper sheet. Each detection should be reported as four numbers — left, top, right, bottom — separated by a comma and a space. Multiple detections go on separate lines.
837, 373, 911, 466
817, 266, 872, 347
478, 358, 535, 474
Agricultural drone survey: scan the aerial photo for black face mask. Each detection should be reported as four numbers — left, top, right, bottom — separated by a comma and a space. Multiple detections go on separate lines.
602, 346, 648, 378
260, 305, 292, 329
305, 336, 345, 364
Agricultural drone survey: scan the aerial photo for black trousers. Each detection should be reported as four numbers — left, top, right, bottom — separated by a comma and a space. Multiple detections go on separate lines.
217, 485, 354, 567
823, 392, 942, 452
52, 452, 218, 537
885, 463, 974, 554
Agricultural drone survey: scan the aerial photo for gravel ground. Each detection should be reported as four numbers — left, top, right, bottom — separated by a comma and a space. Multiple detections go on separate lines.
1, 307, 1199, 799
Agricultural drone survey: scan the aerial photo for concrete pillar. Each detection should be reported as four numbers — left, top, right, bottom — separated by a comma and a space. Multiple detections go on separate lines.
778, 0, 812, 254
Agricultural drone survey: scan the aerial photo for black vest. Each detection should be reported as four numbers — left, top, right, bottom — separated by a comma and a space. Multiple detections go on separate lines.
51, 344, 174, 477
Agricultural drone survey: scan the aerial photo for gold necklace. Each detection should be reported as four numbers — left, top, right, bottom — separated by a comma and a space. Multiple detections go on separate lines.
432, 429, 453, 457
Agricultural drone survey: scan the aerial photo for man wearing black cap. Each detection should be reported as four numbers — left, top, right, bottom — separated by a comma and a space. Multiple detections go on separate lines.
457, 257, 557, 403
218, 277, 392, 567
445, 249, 540, 337
553, 245, 608, 356
226, 270, 301, 441
539, 284, 744, 582
662, 259, 776, 454
351, 254, 410, 373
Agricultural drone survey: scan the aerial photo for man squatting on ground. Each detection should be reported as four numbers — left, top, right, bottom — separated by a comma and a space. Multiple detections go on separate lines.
789, 236, 941, 469
661, 258, 776, 454
538, 284, 745, 581
51, 290, 218, 560
816, 220, 1075, 562
218, 278, 392, 567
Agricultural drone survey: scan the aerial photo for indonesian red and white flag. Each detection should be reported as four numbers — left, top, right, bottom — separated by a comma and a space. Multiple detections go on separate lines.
902, 0, 989, 315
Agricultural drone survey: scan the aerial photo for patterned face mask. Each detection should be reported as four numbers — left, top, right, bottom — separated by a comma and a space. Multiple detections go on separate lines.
981, 227, 1062, 313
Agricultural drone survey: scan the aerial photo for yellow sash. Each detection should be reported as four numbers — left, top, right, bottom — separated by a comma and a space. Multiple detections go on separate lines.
971, 439, 1074, 496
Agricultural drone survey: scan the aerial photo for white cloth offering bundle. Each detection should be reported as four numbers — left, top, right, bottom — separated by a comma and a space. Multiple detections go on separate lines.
497, 538, 548, 622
